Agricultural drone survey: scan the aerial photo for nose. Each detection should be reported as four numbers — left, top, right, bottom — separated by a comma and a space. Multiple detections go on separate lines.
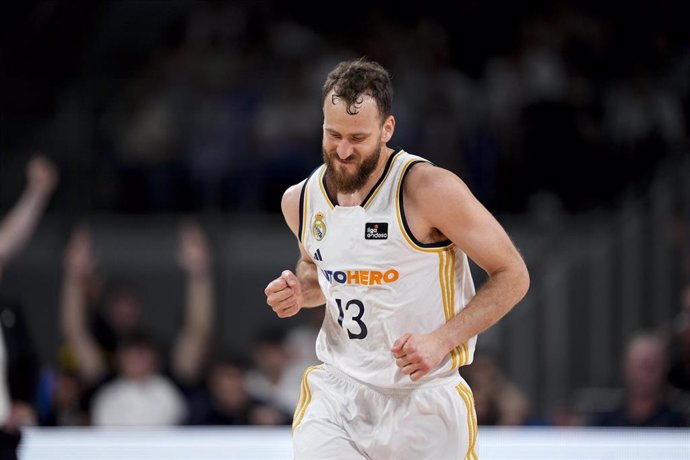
336, 139, 354, 159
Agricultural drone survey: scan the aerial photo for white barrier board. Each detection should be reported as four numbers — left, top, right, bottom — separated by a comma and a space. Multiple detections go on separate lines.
20, 426, 690, 460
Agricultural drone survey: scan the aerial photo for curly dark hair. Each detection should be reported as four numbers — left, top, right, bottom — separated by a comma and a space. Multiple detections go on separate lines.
322, 57, 393, 121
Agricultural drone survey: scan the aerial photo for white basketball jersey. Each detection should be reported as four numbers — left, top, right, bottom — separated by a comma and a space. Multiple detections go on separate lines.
299, 149, 477, 389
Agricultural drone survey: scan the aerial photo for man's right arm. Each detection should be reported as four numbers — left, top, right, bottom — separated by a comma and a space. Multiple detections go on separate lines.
294, 247, 326, 308
264, 183, 325, 318
281, 182, 326, 308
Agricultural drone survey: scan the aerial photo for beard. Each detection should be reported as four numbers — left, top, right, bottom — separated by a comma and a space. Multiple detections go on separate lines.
322, 144, 381, 194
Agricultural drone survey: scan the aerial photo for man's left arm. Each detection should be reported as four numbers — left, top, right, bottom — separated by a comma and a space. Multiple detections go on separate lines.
391, 164, 529, 381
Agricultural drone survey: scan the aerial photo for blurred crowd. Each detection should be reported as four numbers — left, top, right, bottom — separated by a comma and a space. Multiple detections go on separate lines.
2, 155, 324, 434
0, 3, 689, 452
1, 1, 688, 214
91, 1, 690, 214
1, 155, 689, 437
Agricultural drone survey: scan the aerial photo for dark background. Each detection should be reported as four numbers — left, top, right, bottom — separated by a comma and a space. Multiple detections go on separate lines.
1, 0, 688, 420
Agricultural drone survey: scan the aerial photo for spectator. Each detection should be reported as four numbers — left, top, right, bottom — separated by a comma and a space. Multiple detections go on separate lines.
668, 283, 690, 392
0, 155, 57, 459
187, 355, 288, 426
37, 369, 88, 427
244, 329, 297, 422
91, 332, 186, 426
590, 333, 687, 427
284, 307, 323, 375
0, 293, 41, 460
463, 351, 531, 426
0, 155, 58, 279
59, 219, 215, 424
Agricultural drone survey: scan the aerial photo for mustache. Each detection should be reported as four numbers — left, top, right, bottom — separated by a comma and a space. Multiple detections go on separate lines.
323, 150, 359, 165
326, 151, 357, 162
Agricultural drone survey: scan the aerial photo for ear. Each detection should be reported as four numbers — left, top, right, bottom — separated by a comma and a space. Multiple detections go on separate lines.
381, 115, 395, 143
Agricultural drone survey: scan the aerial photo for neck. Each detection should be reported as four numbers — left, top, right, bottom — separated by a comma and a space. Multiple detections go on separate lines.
334, 146, 393, 207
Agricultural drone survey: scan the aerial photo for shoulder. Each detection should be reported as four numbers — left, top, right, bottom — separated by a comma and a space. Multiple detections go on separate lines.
403, 162, 472, 205
152, 375, 184, 395
94, 379, 125, 400
281, 179, 308, 236
402, 162, 491, 237
281, 180, 306, 211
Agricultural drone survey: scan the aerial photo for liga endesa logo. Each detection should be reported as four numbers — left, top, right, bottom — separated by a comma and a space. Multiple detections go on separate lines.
320, 268, 400, 286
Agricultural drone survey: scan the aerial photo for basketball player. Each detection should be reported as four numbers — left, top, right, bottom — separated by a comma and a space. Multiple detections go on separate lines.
265, 58, 529, 459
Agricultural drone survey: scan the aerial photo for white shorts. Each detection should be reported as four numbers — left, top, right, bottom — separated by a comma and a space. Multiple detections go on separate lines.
292, 364, 478, 460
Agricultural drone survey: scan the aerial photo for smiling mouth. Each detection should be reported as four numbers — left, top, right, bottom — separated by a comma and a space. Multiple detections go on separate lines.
336, 155, 357, 164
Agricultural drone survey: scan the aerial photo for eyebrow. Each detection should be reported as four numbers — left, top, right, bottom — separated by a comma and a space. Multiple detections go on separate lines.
325, 128, 371, 137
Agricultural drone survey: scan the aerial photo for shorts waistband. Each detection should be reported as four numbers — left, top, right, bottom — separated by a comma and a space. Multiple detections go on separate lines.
322, 363, 465, 395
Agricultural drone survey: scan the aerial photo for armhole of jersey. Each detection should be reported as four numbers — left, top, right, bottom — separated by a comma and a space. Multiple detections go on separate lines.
298, 181, 307, 244
398, 161, 453, 249
298, 166, 320, 245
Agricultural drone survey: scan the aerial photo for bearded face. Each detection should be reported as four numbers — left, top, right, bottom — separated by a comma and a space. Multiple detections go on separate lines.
321, 91, 393, 195
322, 143, 381, 194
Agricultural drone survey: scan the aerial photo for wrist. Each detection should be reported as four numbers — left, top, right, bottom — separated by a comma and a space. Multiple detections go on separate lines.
432, 327, 455, 355
26, 183, 51, 200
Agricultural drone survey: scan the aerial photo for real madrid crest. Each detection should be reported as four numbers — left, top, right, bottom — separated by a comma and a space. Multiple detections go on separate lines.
312, 212, 326, 241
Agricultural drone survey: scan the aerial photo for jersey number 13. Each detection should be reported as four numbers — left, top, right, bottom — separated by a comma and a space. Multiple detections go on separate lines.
335, 298, 368, 340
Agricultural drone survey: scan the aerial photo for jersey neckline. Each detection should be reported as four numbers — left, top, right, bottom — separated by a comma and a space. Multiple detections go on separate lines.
321, 148, 403, 209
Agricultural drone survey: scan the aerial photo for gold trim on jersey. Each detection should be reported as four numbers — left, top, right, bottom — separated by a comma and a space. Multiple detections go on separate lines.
395, 159, 454, 253
300, 180, 310, 244
392, 158, 471, 369
456, 382, 478, 460
317, 167, 336, 209
292, 365, 322, 432
362, 150, 404, 209
438, 248, 470, 369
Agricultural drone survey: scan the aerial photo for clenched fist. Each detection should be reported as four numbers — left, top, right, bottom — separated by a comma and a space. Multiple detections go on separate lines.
265, 270, 303, 318
391, 332, 448, 382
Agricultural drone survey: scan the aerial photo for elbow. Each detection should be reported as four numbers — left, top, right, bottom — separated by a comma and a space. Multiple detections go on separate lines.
514, 259, 530, 304
493, 257, 530, 307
